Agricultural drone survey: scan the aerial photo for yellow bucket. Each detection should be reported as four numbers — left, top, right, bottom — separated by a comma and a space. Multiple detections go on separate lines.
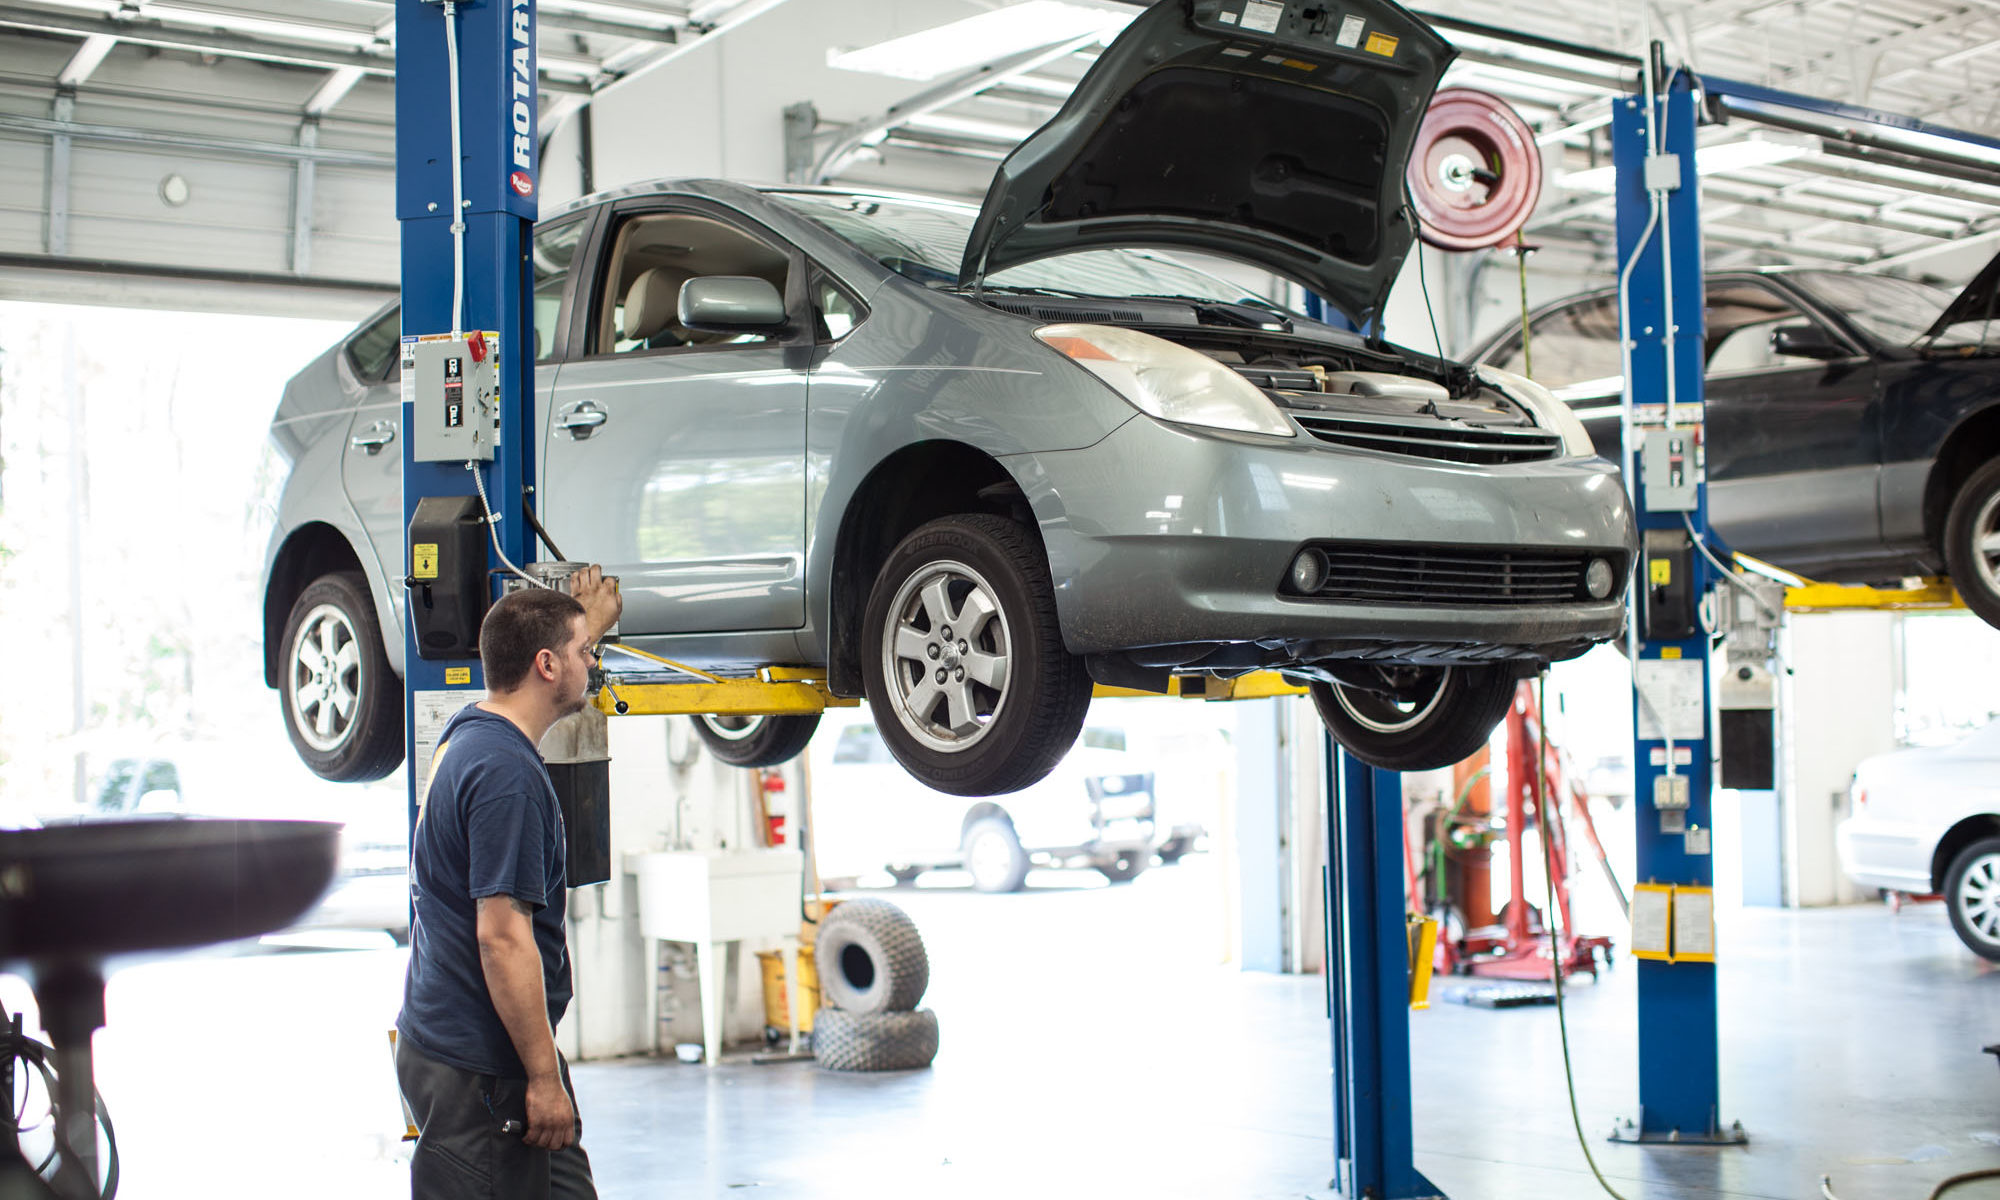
756, 948, 821, 1034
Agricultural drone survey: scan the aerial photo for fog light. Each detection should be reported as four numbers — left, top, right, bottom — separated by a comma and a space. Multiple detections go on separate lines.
1585, 557, 1615, 599
1290, 548, 1328, 594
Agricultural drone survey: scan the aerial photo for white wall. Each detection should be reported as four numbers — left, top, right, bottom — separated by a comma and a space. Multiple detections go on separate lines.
1782, 612, 1896, 906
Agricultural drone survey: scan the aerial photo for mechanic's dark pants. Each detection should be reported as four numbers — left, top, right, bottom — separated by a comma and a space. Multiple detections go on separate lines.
396, 1038, 597, 1200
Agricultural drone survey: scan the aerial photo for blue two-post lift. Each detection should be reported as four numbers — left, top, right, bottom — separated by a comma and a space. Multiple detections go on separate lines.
1325, 63, 1735, 1199
387, 1, 1740, 1192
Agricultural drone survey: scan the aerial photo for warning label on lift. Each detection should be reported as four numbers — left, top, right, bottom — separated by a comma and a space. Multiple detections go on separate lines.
412, 542, 439, 580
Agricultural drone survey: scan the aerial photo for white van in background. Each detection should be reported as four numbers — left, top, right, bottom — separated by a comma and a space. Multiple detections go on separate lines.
807, 707, 1164, 893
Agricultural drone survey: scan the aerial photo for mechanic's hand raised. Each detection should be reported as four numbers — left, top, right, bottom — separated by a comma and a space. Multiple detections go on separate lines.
523, 1072, 578, 1151
567, 563, 623, 643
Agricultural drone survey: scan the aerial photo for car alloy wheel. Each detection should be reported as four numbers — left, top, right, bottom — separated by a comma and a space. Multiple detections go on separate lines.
963, 817, 1029, 893
1944, 458, 2000, 631
1324, 666, 1449, 735
1947, 837, 2000, 961
689, 712, 820, 768
289, 602, 363, 754
878, 558, 1013, 755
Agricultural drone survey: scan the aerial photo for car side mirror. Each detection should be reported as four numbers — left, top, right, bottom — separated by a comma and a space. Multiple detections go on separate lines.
679, 276, 789, 334
1770, 323, 1847, 360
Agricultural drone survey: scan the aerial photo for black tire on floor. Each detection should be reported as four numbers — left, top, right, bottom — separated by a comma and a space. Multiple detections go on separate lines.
1943, 457, 2000, 631
1308, 665, 1519, 772
886, 867, 925, 886
1944, 835, 2000, 962
814, 898, 930, 1015
280, 571, 404, 783
812, 1008, 939, 1072
962, 816, 1030, 894
862, 514, 1093, 797
1095, 850, 1148, 884
690, 713, 821, 768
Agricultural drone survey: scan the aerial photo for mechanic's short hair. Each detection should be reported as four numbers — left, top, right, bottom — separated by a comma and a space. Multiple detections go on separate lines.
480, 587, 586, 693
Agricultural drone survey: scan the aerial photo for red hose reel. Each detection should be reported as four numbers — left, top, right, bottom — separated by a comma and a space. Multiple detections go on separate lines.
1406, 88, 1544, 252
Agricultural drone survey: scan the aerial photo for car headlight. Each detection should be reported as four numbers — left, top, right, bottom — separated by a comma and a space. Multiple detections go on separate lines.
1035, 324, 1295, 439
1476, 364, 1596, 458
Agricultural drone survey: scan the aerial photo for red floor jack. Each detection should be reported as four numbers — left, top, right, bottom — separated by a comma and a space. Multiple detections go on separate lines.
1420, 682, 1621, 983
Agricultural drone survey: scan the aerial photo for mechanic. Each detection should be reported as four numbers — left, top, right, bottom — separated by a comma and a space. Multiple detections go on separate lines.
394, 566, 622, 1200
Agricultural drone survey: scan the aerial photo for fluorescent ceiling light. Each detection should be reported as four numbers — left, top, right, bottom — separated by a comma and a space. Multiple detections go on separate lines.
1559, 131, 1820, 193
828, 1, 1130, 81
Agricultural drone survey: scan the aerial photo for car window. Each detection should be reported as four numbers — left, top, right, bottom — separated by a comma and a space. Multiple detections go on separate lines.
814, 272, 865, 343
1703, 282, 1834, 374
347, 307, 401, 383
832, 724, 889, 764
1081, 728, 1127, 752
1493, 294, 1622, 393
593, 210, 792, 357
139, 761, 181, 797
95, 759, 139, 812
533, 217, 587, 362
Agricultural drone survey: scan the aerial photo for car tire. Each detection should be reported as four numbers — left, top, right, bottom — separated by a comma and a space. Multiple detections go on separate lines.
1156, 837, 1192, 865
962, 816, 1030, 894
1095, 850, 1148, 884
1944, 458, 2000, 630
886, 866, 925, 886
689, 713, 820, 768
812, 1008, 939, 1072
861, 514, 1092, 797
280, 571, 404, 783
1944, 834, 2000, 962
1308, 665, 1518, 772
814, 899, 930, 1015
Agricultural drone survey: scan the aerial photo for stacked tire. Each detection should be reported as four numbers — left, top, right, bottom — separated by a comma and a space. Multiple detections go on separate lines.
811, 899, 939, 1072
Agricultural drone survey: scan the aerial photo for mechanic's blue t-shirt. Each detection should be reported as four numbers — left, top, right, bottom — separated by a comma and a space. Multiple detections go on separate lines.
396, 704, 572, 1079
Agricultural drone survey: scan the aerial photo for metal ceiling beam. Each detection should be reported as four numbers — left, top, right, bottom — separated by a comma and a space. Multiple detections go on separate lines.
304, 65, 366, 117
1859, 224, 2000, 271
0, 111, 396, 168
594, 0, 797, 96
808, 33, 1102, 184
56, 34, 115, 87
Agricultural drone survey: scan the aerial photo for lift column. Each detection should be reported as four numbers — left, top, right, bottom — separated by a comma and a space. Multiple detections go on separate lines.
1326, 748, 1442, 1200
1611, 65, 1744, 1146
395, 0, 539, 810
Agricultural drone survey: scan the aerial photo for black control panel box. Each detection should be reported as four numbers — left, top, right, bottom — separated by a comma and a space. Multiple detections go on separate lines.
407, 495, 488, 660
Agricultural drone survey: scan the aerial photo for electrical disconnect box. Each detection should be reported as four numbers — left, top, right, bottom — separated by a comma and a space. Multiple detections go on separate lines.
1641, 428, 1700, 512
408, 334, 498, 462
1654, 774, 1690, 834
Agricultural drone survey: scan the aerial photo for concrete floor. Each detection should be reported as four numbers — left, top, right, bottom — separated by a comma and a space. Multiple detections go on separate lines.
7, 857, 1997, 1199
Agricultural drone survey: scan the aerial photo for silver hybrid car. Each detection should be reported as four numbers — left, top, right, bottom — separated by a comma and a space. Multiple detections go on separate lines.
261, 0, 1635, 796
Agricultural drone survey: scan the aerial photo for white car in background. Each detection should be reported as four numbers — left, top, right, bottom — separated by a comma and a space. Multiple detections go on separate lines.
1837, 718, 2000, 960
807, 709, 1162, 893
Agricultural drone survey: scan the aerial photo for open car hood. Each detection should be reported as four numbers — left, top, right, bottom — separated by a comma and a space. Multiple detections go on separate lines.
958, 0, 1454, 326
1922, 247, 2000, 340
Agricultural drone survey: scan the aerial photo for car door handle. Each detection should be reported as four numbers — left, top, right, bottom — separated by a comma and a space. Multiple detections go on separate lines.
559, 403, 607, 439
349, 421, 396, 455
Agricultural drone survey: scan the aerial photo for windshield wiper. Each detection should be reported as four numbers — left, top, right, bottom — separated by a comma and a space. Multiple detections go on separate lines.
961, 284, 1108, 300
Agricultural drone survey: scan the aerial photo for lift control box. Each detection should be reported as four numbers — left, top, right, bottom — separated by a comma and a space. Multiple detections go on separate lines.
1643, 529, 1698, 641
407, 334, 498, 463
407, 495, 489, 660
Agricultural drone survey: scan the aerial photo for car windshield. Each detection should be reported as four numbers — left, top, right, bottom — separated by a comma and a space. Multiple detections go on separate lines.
1785, 270, 1978, 346
765, 190, 1289, 311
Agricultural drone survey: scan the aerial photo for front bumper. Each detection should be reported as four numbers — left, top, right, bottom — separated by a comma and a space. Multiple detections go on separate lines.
1007, 416, 1635, 664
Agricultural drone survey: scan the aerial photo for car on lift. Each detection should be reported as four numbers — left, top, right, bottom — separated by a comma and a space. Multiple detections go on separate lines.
1470, 256, 2000, 627
1837, 718, 2000, 960
808, 709, 1157, 892
259, 0, 1635, 797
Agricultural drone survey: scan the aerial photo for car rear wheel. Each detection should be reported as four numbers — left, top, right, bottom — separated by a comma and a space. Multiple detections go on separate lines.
962, 817, 1030, 894
1944, 458, 2000, 631
281, 571, 403, 783
1945, 835, 2000, 962
1308, 665, 1518, 772
861, 514, 1092, 797
690, 713, 820, 768
1095, 850, 1148, 883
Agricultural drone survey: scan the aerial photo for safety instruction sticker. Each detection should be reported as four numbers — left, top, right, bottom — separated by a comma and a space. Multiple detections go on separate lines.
1630, 884, 1672, 960
1240, 0, 1284, 33
1635, 657, 1705, 741
413, 689, 469, 811
412, 543, 440, 580
1649, 558, 1672, 586
444, 667, 472, 686
1336, 14, 1365, 46
1365, 31, 1399, 56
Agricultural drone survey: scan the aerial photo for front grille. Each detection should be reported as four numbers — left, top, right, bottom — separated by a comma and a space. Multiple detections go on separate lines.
1294, 413, 1562, 465
1289, 543, 1611, 606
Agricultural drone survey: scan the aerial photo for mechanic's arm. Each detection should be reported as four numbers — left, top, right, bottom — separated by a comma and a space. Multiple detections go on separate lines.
567, 564, 623, 645
476, 894, 576, 1150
